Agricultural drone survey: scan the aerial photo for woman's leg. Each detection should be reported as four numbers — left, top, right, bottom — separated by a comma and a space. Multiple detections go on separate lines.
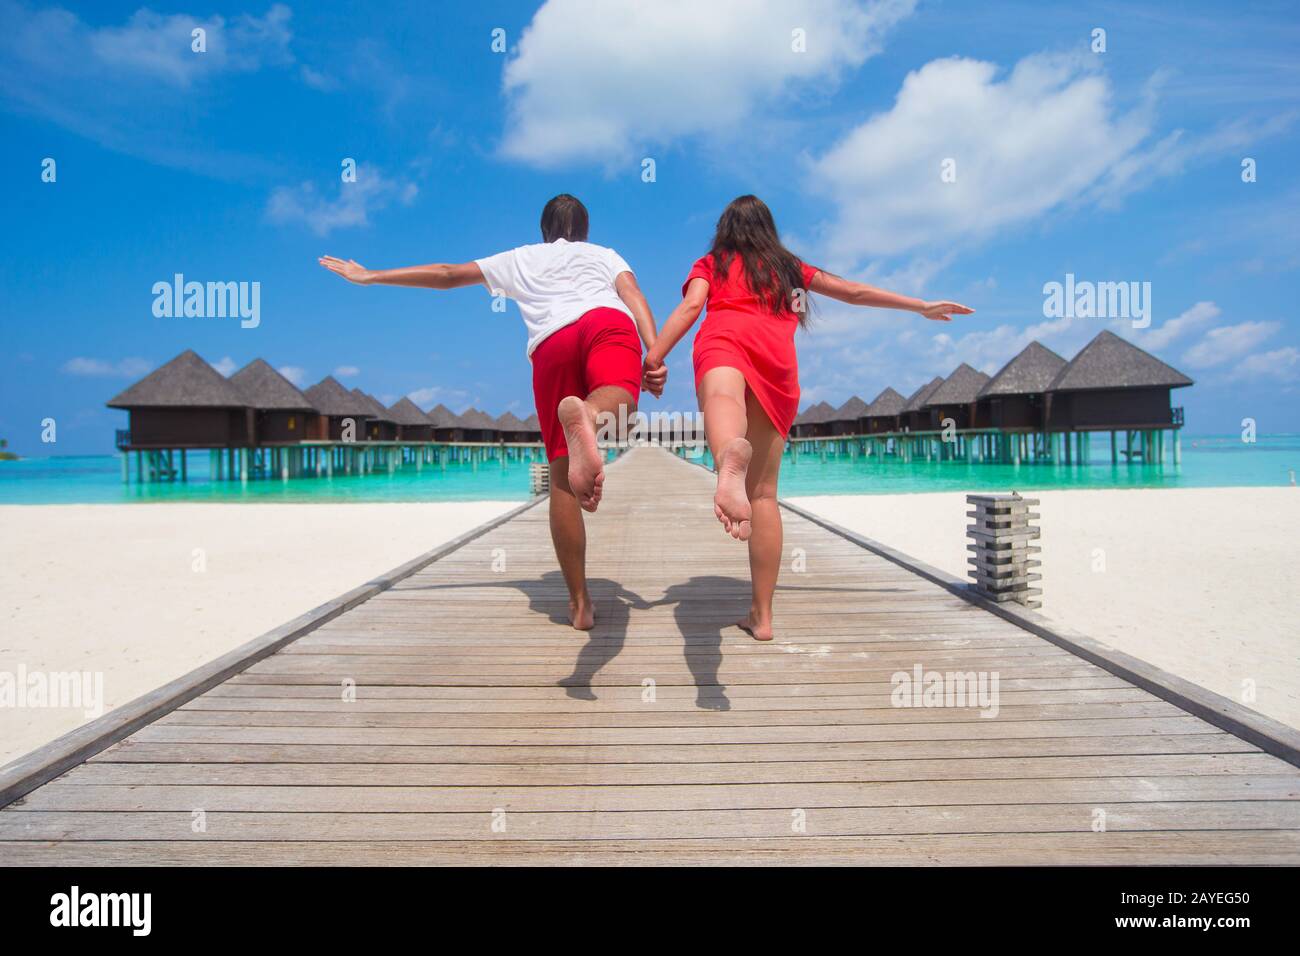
697, 366, 753, 540
738, 388, 785, 641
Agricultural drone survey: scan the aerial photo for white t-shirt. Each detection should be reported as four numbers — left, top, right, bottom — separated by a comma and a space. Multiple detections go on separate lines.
475, 239, 636, 357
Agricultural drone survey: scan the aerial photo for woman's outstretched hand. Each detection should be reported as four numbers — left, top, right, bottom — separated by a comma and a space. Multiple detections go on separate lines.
319, 256, 372, 285
918, 300, 974, 322
642, 357, 667, 398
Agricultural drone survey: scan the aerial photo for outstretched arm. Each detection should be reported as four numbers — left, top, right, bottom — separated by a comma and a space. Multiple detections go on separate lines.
810, 271, 973, 322
614, 271, 666, 398
644, 277, 709, 368
318, 256, 484, 290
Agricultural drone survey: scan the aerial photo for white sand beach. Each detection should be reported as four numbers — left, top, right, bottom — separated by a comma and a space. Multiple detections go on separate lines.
788, 487, 1300, 730
0, 501, 517, 766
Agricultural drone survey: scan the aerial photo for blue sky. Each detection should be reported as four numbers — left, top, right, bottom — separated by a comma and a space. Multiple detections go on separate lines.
2, 0, 1297, 455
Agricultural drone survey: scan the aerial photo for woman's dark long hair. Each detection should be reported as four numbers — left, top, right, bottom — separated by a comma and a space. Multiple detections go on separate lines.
708, 195, 811, 326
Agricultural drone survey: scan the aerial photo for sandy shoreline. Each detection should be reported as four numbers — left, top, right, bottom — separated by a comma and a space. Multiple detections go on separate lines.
0, 501, 517, 766
788, 487, 1300, 731
3, 486, 1297, 768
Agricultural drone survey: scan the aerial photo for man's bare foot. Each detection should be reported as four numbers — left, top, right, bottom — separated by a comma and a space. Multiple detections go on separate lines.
737, 611, 774, 642
558, 396, 604, 512
569, 592, 595, 630
714, 437, 753, 540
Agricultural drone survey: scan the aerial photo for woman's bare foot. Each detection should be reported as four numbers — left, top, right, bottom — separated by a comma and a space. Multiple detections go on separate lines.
736, 610, 774, 642
714, 437, 753, 540
558, 396, 604, 512
569, 592, 595, 630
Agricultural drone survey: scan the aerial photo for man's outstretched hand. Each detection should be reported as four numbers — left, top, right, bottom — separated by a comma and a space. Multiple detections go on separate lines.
642, 357, 667, 398
319, 256, 372, 285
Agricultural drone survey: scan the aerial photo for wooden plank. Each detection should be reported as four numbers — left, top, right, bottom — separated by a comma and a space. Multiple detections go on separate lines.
88, 733, 1258, 766
1, 831, 1296, 866
3, 802, 1296, 841
56, 752, 1289, 788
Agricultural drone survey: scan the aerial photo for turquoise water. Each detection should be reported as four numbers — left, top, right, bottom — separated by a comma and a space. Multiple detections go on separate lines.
0, 435, 1295, 503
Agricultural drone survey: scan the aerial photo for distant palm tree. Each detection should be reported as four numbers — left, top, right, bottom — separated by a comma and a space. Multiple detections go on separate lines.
0, 438, 7, 450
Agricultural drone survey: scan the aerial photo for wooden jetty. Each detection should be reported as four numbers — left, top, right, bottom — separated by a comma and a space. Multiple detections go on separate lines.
2, 446, 1297, 865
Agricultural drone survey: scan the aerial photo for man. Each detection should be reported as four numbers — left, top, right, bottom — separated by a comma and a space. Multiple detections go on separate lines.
319, 194, 664, 629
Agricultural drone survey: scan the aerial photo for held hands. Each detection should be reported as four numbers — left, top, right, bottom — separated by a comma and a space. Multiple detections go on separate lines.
319, 256, 372, 285
642, 356, 667, 398
917, 300, 974, 322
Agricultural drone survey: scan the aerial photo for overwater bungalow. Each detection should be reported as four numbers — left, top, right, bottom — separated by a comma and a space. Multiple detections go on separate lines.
303, 376, 372, 440
976, 341, 1067, 432
351, 389, 399, 441
387, 397, 435, 442
425, 403, 465, 442
520, 413, 543, 443
791, 401, 836, 438
229, 358, 314, 446
924, 363, 992, 430
108, 349, 248, 449
494, 411, 532, 443
1045, 330, 1193, 431
861, 386, 906, 434
458, 407, 501, 442
899, 376, 945, 431
826, 396, 869, 436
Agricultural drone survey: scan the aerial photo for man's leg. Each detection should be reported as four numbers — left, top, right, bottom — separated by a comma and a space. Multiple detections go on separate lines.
697, 366, 753, 540
547, 459, 594, 630
558, 385, 636, 512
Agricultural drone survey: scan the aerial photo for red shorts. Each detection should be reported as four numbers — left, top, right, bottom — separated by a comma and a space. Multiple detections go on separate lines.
531, 307, 641, 461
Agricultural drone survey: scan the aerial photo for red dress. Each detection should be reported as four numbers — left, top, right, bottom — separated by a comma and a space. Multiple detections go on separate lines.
685, 254, 820, 437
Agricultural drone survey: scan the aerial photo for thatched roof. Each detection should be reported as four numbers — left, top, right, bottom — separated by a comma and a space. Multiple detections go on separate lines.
424, 403, 460, 428
1048, 330, 1194, 392
978, 341, 1067, 398
827, 395, 869, 422
304, 376, 371, 417
864, 386, 906, 418
107, 350, 246, 409
387, 396, 433, 426
351, 389, 396, 423
926, 363, 991, 406
229, 359, 313, 411
495, 411, 528, 431
458, 407, 500, 430
794, 401, 836, 425
901, 376, 945, 413
521, 413, 541, 431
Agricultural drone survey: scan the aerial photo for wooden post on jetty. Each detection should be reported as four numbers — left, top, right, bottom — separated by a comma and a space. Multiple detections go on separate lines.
966, 493, 1042, 609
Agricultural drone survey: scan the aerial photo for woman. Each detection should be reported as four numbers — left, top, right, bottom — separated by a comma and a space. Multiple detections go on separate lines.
644, 195, 972, 641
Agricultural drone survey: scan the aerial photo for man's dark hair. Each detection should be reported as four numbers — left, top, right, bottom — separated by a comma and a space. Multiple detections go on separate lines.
540, 194, 589, 243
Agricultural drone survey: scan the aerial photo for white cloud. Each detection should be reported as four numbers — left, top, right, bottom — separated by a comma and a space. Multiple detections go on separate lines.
277, 365, 306, 386
0, 2, 295, 176
267, 167, 418, 236
499, 0, 915, 167
1224, 347, 1300, 383
88, 3, 293, 86
407, 385, 470, 409
806, 52, 1156, 265
1181, 321, 1279, 370
211, 355, 239, 376
333, 365, 360, 379
61, 356, 152, 378
1125, 300, 1220, 351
